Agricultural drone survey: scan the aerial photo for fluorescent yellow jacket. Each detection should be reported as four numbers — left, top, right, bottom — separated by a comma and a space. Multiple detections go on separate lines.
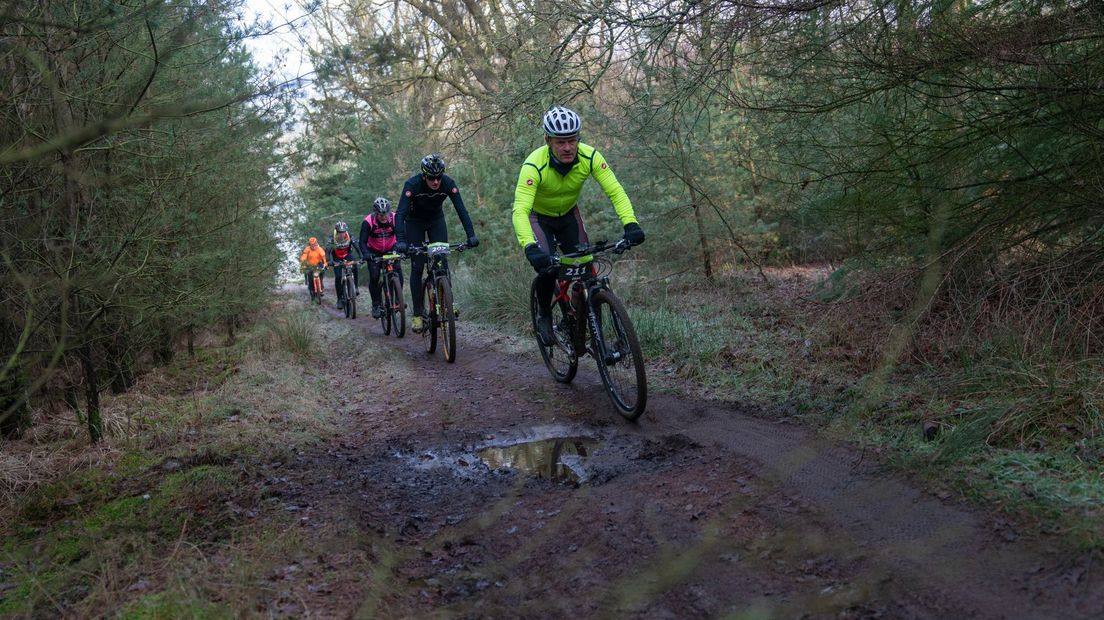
511, 143, 637, 248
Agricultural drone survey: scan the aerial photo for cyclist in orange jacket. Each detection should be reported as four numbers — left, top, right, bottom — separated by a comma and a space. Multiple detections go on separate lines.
299, 237, 328, 298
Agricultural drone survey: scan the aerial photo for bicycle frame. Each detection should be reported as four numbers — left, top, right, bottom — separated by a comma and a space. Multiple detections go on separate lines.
549, 245, 622, 363
419, 242, 454, 283
338, 260, 361, 318
339, 260, 360, 290
409, 242, 466, 297
308, 267, 325, 304
372, 252, 407, 337
532, 239, 647, 420
409, 242, 468, 362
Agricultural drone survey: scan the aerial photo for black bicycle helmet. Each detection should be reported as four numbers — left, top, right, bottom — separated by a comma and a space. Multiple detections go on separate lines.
543, 106, 581, 138
420, 153, 446, 177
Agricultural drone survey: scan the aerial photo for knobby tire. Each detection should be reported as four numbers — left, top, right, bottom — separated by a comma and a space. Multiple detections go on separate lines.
438, 277, 456, 363
380, 276, 392, 335
590, 289, 647, 420
390, 273, 405, 338
345, 276, 356, 319
422, 279, 437, 354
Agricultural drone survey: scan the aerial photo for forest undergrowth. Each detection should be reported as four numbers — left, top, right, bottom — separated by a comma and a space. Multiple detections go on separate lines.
0, 299, 388, 617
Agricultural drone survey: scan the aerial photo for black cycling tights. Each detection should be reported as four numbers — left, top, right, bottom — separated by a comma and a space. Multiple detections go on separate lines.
529, 207, 590, 311
406, 217, 449, 316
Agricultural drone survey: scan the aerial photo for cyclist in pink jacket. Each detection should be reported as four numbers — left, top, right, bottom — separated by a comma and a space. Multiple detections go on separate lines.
359, 196, 402, 319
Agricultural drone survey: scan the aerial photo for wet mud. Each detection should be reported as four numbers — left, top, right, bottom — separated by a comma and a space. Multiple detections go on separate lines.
274, 297, 1104, 618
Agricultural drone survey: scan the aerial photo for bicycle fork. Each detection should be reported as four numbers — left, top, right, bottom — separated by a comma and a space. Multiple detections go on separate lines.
585, 288, 622, 366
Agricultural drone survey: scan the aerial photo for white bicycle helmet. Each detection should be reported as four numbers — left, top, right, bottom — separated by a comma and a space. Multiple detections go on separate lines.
372, 196, 392, 216
543, 106, 581, 138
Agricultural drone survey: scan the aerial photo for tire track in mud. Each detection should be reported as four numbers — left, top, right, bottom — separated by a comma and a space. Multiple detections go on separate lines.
318, 298, 1103, 619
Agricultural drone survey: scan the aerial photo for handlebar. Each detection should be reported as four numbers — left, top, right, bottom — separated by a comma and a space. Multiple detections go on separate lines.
552, 238, 632, 263
404, 242, 469, 256
537, 238, 633, 277
371, 252, 407, 264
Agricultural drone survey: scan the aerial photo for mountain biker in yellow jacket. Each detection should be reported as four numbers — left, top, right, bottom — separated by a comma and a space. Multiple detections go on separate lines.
299, 237, 328, 297
511, 106, 645, 344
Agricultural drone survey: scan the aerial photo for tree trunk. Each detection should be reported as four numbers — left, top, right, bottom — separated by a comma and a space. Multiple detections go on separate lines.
0, 362, 29, 439
691, 200, 714, 281
78, 343, 103, 442
108, 323, 136, 394
154, 321, 175, 365
673, 122, 714, 280
64, 380, 84, 424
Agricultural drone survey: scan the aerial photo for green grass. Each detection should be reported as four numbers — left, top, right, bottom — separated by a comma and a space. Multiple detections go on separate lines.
452, 259, 532, 329
264, 308, 320, 358
117, 591, 232, 620
631, 307, 728, 363
0, 299, 393, 617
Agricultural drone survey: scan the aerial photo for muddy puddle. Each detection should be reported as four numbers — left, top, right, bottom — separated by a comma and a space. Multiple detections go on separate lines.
478, 437, 600, 483
402, 426, 602, 484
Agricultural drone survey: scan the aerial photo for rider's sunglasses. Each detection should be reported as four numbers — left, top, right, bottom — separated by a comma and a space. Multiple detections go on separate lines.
423, 174, 442, 182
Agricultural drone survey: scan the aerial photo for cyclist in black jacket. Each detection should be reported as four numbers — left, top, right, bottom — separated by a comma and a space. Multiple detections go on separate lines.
393, 153, 479, 332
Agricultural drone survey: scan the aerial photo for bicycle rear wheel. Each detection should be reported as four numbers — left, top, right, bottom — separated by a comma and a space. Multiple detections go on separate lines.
530, 280, 577, 383
590, 289, 647, 420
380, 277, 392, 335
422, 279, 437, 354
390, 273, 406, 338
438, 277, 456, 363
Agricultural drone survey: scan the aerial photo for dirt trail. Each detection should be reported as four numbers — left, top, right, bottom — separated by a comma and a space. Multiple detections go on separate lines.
282, 298, 1103, 618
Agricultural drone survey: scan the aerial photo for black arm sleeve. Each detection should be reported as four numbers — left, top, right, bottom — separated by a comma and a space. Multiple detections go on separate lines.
359, 219, 371, 257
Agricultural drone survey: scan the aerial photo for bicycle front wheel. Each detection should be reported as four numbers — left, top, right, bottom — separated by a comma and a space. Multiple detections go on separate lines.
422, 279, 437, 354
380, 278, 392, 335
437, 277, 456, 363
590, 289, 647, 420
390, 273, 406, 338
345, 277, 356, 319
530, 280, 577, 383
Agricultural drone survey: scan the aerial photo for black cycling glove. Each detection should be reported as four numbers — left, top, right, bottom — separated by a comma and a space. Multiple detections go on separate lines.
623, 222, 645, 246
524, 243, 553, 271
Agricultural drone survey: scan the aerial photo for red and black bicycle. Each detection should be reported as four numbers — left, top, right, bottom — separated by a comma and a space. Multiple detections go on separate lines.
530, 239, 647, 420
